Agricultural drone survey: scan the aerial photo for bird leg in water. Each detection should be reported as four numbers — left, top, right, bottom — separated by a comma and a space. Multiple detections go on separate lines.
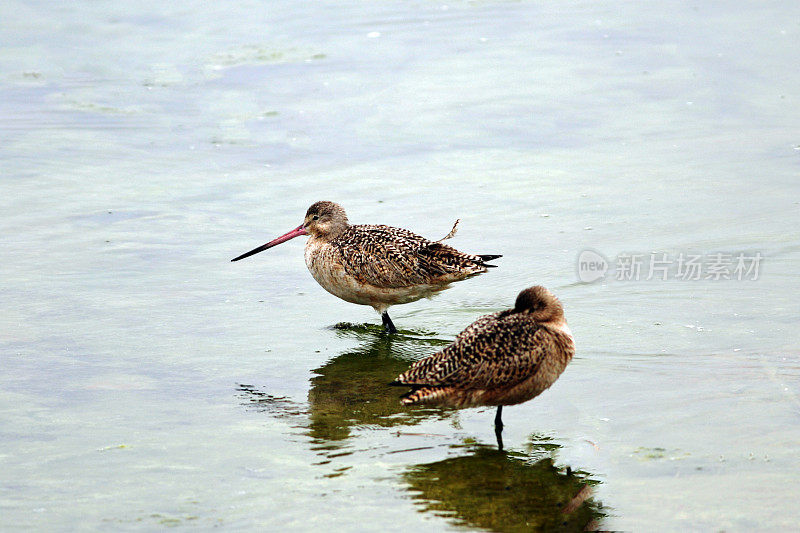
381, 311, 398, 334
494, 405, 504, 451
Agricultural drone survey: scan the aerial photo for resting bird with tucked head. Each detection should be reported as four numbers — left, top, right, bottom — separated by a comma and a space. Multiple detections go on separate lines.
391, 286, 574, 450
232, 201, 501, 332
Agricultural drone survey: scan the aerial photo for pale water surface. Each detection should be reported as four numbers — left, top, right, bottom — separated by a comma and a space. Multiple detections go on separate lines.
2, 1, 799, 531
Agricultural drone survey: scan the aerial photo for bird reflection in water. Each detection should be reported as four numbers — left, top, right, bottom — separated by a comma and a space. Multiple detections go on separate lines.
237, 326, 453, 457
403, 439, 606, 532
237, 327, 608, 530
306, 325, 451, 443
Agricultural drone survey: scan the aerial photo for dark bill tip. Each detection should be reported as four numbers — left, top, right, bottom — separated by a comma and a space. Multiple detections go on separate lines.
231, 224, 308, 262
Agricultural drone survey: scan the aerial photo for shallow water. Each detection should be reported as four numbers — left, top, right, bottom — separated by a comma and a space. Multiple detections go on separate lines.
2, 1, 799, 531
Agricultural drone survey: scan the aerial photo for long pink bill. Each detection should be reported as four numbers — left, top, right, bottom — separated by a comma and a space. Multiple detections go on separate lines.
231, 224, 308, 262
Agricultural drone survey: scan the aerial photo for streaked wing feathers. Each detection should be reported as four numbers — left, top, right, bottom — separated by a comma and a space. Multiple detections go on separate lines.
397, 313, 552, 390
335, 224, 486, 288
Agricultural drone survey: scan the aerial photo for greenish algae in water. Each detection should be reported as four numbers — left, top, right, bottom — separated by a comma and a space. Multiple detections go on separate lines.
330, 321, 444, 339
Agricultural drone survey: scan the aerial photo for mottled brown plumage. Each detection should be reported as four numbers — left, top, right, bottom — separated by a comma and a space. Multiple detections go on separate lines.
392, 286, 573, 449
232, 201, 501, 332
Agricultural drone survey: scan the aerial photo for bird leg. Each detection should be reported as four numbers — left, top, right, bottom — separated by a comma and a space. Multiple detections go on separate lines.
381, 311, 398, 334
494, 406, 504, 451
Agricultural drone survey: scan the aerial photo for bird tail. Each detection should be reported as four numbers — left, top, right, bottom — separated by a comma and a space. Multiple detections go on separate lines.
478, 254, 502, 267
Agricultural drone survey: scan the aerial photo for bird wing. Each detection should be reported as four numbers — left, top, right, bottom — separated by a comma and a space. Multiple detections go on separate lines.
335, 225, 482, 288
398, 313, 555, 390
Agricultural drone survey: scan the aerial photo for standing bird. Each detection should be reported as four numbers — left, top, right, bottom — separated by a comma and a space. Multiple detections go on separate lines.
231, 201, 501, 332
391, 286, 574, 450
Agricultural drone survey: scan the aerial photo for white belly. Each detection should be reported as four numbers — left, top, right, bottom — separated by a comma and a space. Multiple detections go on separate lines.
304, 239, 448, 313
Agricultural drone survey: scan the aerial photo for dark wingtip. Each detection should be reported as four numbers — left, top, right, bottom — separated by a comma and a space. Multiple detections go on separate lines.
388, 380, 404, 386
479, 254, 502, 262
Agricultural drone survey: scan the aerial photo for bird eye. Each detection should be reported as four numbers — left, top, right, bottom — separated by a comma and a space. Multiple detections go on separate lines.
312, 215, 319, 220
